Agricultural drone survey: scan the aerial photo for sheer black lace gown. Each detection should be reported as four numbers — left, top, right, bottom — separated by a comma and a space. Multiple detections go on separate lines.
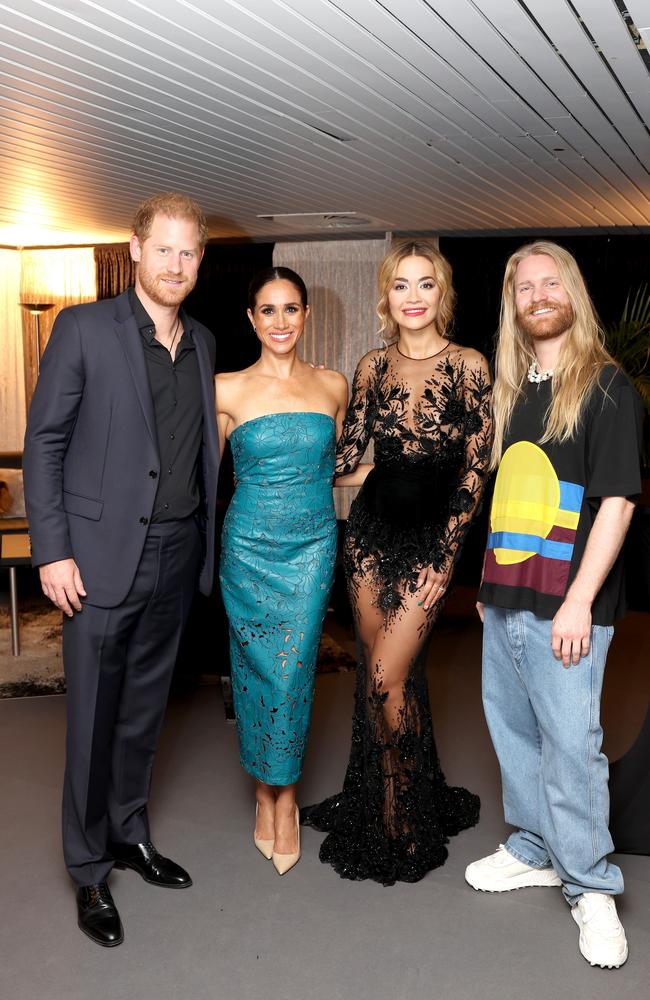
302, 343, 492, 885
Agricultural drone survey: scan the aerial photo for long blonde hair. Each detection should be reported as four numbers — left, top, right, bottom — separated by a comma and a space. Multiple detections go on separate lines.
377, 239, 455, 342
491, 240, 617, 469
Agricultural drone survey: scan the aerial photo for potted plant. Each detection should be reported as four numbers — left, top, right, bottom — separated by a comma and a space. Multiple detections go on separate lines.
605, 283, 650, 470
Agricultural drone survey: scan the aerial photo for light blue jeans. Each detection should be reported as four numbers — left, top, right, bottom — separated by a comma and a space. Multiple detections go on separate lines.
482, 605, 623, 904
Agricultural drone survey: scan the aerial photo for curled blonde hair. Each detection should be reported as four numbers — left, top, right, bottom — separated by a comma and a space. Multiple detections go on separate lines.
377, 239, 455, 342
491, 240, 617, 469
132, 191, 209, 247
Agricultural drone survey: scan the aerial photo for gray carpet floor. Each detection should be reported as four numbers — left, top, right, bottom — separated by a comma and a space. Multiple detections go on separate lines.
1, 614, 648, 1000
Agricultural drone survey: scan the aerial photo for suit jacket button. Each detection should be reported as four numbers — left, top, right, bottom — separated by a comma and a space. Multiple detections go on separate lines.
140, 516, 149, 525
149, 470, 158, 478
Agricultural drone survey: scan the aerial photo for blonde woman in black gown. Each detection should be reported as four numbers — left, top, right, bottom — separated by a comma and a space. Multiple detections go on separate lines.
303, 240, 493, 884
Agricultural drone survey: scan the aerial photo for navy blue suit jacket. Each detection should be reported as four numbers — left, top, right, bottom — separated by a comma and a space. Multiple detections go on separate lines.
23, 290, 219, 607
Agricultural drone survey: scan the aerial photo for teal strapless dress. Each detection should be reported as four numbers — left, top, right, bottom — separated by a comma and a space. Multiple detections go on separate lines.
219, 412, 338, 786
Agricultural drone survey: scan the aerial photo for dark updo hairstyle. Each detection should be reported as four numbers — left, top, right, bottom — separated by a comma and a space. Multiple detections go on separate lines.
247, 266, 309, 311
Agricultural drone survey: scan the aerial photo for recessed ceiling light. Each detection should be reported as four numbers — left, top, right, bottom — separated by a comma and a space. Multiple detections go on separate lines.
257, 212, 356, 219
256, 211, 392, 230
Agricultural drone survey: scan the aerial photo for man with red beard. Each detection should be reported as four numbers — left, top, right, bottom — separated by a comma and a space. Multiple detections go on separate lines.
465, 242, 643, 969
23, 193, 219, 947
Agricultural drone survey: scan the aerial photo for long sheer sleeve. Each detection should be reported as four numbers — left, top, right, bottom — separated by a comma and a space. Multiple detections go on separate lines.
438, 352, 492, 568
305, 344, 485, 885
335, 350, 378, 476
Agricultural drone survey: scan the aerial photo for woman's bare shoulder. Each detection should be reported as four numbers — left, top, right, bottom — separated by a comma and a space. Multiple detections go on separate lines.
215, 367, 257, 392
215, 368, 252, 383
448, 344, 489, 370
359, 346, 386, 363
350, 346, 385, 375
313, 367, 348, 391
215, 369, 259, 415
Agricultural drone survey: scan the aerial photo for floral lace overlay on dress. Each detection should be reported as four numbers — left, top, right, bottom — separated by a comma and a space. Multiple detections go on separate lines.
220, 413, 338, 786
302, 345, 492, 884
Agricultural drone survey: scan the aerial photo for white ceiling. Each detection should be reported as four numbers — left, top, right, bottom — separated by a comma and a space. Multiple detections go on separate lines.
2, 0, 650, 246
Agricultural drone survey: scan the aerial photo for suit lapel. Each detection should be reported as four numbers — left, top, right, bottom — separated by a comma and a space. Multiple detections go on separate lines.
194, 331, 218, 462
113, 292, 158, 450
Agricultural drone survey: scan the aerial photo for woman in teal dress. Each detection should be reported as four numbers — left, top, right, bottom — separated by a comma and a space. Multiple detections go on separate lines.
216, 267, 367, 874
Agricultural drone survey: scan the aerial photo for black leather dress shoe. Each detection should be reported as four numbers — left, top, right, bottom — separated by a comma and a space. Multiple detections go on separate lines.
110, 840, 192, 888
76, 882, 124, 947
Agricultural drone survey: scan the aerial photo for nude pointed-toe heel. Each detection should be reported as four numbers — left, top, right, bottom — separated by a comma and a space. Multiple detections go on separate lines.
272, 805, 301, 875
254, 803, 274, 860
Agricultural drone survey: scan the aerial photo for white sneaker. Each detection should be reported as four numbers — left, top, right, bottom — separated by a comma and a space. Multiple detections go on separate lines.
571, 892, 628, 968
465, 844, 563, 892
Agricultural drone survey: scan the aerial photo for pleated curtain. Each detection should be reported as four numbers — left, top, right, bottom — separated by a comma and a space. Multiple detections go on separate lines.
94, 244, 136, 300
272, 238, 390, 517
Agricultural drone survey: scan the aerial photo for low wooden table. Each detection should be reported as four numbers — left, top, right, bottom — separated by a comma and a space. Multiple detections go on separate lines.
0, 518, 31, 656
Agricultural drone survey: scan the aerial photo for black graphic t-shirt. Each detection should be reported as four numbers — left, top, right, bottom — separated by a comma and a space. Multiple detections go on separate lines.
479, 365, 643, 625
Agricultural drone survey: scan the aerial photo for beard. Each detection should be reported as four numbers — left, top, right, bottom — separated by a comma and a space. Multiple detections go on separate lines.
137, 263, 196, 307
517, 300, 573, 342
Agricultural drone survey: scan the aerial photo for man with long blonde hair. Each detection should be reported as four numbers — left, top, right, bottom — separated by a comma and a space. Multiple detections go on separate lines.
465, 241, 643, 969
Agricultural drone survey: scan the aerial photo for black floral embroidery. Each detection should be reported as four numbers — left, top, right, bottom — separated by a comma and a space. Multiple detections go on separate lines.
302, 344, 492, 885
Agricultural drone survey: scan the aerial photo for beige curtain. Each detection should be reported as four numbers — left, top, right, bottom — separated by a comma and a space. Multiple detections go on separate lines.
0, 249, 26, 452
273, 238, 390, 517
20, 248, 96, 412
94, 243, 135, 300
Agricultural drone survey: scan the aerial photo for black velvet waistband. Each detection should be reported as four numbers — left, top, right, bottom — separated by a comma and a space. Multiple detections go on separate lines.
361, 463, 456, 525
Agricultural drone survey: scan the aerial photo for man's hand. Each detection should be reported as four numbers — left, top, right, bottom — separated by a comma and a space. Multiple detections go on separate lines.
39, 559, 86, 617
476, 601, 485, 623
551, 597, 592, 668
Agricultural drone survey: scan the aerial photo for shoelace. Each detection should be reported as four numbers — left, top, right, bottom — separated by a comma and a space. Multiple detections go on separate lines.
580, 898, 620, 929
88, 883, 111, 907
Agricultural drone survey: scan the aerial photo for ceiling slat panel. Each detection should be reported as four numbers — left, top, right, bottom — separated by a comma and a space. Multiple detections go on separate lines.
570, 0, 650, 125
1, 24, 552, 223
1, 0, 648, 244
257, 0, 639, 224
366, 0, 568, 119
3, 0, 636, 211
364, 0, 649, 225
451, 0, 625, 163
6, 67, 572, 228
519, 0, 650, 163
473, 0, 650, 218
624, 0, 650, 31
273, 0, 550, 139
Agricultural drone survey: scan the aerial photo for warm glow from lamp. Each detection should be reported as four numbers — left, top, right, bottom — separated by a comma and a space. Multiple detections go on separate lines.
1, 174, 128, 246
0, 222, 129, 246
20, 249, 97, 303
18, 248, 97, 376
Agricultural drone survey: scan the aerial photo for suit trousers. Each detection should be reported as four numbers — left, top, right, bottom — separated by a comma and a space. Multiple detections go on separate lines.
61, 517, 201, 886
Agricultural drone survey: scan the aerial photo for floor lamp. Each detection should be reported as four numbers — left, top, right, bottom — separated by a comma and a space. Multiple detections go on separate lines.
20, 302, 55, 375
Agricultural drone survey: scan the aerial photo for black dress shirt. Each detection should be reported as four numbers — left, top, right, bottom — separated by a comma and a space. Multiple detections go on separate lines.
129, 288, 204, 523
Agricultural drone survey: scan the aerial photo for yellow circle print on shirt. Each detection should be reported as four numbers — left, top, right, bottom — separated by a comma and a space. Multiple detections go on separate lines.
491, 441, 560, 565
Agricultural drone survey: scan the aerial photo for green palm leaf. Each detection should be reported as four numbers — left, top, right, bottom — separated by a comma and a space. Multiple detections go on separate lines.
605, 284, 650, 465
